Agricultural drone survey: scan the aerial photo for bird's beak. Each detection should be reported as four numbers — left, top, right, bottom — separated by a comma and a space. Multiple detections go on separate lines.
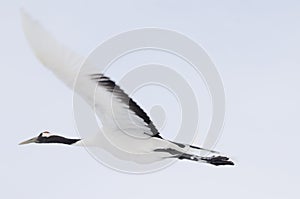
19, 137, 38, 145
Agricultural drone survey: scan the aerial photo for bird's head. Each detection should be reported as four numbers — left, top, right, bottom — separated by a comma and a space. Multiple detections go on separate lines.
19, 131, 80, 145
19, 131, 52, 145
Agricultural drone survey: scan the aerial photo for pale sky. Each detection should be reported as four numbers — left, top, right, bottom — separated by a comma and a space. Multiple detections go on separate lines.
0, 0, 299, 199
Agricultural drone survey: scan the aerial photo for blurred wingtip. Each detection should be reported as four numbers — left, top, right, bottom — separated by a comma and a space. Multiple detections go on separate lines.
18, 8, 85, 88
20, 6, 31, 25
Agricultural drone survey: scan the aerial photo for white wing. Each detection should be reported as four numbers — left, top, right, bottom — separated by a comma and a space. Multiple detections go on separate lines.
21, 9, 84, 89
21, 10, 161, 140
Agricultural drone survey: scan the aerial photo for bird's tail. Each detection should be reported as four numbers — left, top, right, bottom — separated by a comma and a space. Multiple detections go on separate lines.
155, 142, 234, 166
177, 152, 234, 166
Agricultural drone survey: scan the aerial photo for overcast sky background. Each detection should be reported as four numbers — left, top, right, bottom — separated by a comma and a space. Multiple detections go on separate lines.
1, 0, 300, 199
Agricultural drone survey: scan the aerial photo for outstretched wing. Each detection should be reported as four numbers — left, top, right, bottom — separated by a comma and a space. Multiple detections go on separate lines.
21, 10, 161, 139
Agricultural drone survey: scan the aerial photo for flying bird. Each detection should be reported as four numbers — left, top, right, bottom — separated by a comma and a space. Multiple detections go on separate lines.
19, 10, 234, 166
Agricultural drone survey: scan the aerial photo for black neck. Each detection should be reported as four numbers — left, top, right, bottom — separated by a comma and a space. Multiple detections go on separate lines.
38, 135, 80, 145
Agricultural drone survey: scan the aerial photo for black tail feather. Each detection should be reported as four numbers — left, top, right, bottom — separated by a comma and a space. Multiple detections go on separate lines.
200, 155, 234, 166
154, 148, 234, 166
178, 153, 234, 166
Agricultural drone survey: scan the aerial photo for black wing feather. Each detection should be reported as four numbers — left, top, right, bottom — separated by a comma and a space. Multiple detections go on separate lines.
91, 74, 162, 138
